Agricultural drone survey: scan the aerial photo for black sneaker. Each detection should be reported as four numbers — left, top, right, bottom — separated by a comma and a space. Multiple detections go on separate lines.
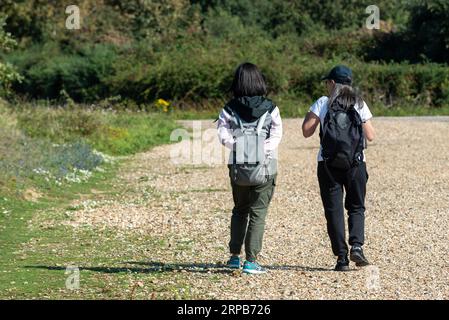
334, 255, 350, 271
350, 246, 370, 267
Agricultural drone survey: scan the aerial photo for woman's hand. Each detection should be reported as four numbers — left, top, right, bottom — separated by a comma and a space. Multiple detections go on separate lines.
362, 120, 375, 141
302, 112, 320, 138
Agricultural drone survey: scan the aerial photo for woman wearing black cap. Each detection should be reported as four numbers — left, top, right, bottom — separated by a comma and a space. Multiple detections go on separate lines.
301, 65, 375, 271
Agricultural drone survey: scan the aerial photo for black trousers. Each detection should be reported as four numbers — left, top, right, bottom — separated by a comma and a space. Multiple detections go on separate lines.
317, 161, 368, 257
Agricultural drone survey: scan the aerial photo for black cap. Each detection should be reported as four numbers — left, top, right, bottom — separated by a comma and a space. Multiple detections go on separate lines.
321, 65, 353, 85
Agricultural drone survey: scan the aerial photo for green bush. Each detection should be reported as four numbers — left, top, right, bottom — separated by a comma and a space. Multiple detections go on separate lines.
286, 60, 449, 109
7, 35, 449, 113
194, 0, 407, 35
407, 0, 449, 63
354, 63, 449, 108
368, 0, 449, 63
2, 0, 448, 114
7, 43, 118, 101
0, 16, 22, 97
14, 104, 179, 156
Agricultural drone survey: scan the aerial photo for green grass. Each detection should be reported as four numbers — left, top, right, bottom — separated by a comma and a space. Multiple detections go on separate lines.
369, 105, 449, 117
0, 103, 180, 198
0, 103, 195, 299
14, 106, 179, 156
0, 162, 119, 298
89, 112, 179, 155
0, 159, 195, 299
1, 102, 180, 200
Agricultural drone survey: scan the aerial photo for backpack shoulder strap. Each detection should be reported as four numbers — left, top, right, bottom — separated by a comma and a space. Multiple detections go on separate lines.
232, 109, 244, 131
224, 105, 233, 115
256, 111, 269, 135
320, 109, 333, 142
213, 104, 234, 123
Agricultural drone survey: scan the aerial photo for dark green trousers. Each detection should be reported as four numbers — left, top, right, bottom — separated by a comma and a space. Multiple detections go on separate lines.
229, 175, 276, 262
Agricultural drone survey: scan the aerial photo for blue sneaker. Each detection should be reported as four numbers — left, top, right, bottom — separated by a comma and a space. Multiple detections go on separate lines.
227, 256, 241, 269
242, 261, 267, 274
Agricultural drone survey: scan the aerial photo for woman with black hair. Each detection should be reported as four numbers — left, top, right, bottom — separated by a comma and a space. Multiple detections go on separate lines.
217, 63, 283, 274
302, 65, 375, 271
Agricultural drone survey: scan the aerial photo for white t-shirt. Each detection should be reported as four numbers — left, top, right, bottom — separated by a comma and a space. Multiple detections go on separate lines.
309, 96, 373, 162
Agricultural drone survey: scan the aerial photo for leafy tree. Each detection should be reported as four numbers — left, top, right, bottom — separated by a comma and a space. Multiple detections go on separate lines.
407, 0, 449, 62
367, 0, 449, 63
0, 16, 22, 96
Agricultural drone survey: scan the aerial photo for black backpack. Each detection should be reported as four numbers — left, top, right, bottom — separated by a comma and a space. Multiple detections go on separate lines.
320, 100, 365, 170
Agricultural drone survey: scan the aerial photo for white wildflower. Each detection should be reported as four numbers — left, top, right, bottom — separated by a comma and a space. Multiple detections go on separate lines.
92, 149, 116, 164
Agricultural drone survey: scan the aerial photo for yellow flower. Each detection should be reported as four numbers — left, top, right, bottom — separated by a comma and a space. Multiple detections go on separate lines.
157, 99, 170, 107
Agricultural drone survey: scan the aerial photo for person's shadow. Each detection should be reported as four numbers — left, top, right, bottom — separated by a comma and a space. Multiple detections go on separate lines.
25, 261, 333, 274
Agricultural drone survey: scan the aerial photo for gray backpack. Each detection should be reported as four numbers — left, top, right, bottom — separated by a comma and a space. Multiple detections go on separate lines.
227, 109, 276, 186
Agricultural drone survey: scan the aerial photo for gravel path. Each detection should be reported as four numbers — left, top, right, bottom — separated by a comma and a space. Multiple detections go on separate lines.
68, 118, 449, 300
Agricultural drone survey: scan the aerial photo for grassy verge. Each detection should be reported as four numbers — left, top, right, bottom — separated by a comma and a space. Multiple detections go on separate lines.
0, 101, 192, 299
14, 105, 180, 156
0, 102, 179, 197
0, 161, 194, 299
0, 162, 119, 299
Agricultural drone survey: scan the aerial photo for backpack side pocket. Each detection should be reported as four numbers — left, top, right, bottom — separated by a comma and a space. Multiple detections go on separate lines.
230, 162, 270, 186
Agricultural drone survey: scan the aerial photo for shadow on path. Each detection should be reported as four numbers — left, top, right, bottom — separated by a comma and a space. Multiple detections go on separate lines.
25, 261, 335, 274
